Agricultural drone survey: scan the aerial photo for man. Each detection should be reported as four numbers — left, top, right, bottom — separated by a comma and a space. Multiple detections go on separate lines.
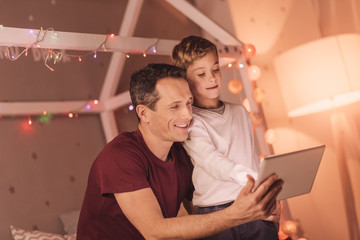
77, 63, 283, 240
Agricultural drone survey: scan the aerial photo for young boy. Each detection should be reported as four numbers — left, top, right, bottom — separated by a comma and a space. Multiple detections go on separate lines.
172, 36, 280, 240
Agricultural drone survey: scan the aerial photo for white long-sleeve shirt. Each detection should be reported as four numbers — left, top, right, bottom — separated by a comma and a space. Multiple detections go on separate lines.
183, 102, 259, 207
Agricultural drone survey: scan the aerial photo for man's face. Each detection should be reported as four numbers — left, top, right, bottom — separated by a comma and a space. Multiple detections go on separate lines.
186, 51, 222, 106
146, 77, 193, 143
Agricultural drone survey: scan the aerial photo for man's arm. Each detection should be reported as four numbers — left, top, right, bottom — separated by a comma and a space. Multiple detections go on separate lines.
115, 174, 283, 240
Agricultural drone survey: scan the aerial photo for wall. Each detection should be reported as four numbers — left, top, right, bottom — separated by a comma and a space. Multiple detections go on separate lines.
226, 0, 360, 239
0, 0, 202, 239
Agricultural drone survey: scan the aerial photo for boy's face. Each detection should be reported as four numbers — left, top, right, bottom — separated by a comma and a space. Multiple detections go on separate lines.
186, 50, 221, 107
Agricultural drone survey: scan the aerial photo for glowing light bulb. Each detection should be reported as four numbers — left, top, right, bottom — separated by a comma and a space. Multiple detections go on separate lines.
143, 53, 147, 57
86, 104, 91, 110
43, 111, 47, 115
265, 129, 278, 144
28, 117, 32, 125
151, 46, 157, 53
243, 43, 256, 59
93, 99, 99, 105
129, 104, 134, 111
52, 32, 58, 39
227, 63, 233, 68
110, 33, 115, 38
68, 113, 74, 118
126, 54, 130, 58
253, 88, 266, 103
78, 56, 82, 62
247, 65, 261, 81
228, 79, 243, 94
93, 52, 97, 58
239, 63, 244, 68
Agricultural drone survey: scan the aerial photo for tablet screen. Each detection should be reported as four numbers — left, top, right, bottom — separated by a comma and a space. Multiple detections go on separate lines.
255, 145, 326, 200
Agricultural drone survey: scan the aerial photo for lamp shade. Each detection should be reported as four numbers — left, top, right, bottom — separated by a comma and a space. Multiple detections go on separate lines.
274, 34, 360, 117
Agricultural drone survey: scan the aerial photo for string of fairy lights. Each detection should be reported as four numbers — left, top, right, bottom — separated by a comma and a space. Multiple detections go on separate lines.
1, 26, 159, 71
0, 26, 161, 129
1, 26, 271, 140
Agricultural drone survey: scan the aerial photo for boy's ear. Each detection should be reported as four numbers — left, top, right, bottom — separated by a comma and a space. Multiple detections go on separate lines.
136, 105, 150, 123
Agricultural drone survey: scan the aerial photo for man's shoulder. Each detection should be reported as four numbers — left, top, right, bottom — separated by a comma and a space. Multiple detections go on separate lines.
97, 131, 144, 159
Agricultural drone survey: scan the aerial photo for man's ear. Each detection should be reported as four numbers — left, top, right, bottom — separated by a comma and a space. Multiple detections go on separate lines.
136, 105, 150, 123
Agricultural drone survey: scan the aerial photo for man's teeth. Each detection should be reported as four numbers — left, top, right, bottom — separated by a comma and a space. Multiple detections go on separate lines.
175, 124, 188, 128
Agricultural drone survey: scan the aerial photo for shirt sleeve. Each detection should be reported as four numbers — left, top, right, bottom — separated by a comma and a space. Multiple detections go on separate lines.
183, 121, 257, 186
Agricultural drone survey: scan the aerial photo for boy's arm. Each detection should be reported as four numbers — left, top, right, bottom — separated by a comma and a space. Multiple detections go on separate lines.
184, 126, 256, 185
115, 175, 282, 240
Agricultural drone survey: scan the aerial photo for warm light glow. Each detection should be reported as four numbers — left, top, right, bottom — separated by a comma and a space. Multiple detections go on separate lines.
243, 43, 256, 59
93, 99, 99, 105
274, 34, 360, 117
265, 129, 278, 144
287, 91, 360, 117
43, 111, 47, 115
227, 63, 233, 68
253, 88, 266, 103
143, 53, 147, 57
247, 65, 261, 80
110, 33, 115, 38
242, 98, 251, 112
68, 113, 74, 118
227, 79, 243, 94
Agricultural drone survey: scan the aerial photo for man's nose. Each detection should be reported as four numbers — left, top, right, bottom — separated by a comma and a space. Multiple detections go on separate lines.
182, 106, 192, 119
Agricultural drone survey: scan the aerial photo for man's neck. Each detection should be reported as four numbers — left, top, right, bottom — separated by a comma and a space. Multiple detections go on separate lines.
138, 124, 173, 162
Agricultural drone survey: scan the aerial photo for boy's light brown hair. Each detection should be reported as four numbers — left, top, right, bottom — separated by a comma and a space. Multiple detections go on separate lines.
172, 35, 218, 69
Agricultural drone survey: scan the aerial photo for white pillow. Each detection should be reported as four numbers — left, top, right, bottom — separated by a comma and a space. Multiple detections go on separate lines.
59, 209, 80, 235
10, 225, 76, 240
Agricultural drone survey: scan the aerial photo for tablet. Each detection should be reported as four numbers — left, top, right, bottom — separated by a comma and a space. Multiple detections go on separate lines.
255, 145, 326, 200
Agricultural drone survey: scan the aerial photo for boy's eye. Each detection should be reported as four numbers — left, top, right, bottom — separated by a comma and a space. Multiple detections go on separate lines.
213, 68, 220, 73
170, 104, 179, 109
197, 73, 205, 77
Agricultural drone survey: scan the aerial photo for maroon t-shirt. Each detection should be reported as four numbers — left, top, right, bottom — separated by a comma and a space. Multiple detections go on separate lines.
77, 130, 194, 240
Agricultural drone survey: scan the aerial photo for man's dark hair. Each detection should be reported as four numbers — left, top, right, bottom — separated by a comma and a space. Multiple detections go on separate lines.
130, 63, 186, 119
